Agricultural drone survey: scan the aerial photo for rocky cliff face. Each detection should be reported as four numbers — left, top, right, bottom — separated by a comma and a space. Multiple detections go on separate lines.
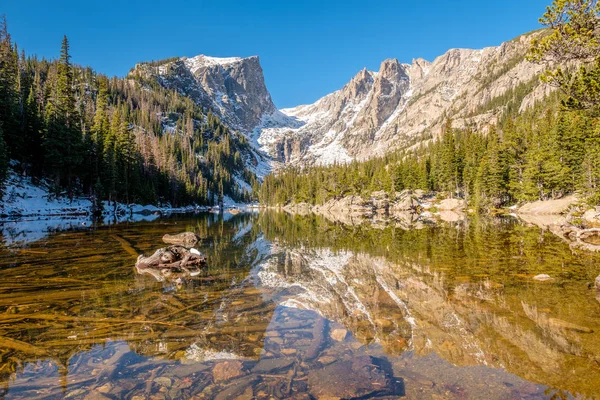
255, 32, 549, 166
131, 32, 550, 170
129, 55, 277, 133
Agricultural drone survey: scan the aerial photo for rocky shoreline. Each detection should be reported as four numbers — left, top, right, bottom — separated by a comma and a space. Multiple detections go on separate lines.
278, 190, 600, 252
282, 190, 467, 227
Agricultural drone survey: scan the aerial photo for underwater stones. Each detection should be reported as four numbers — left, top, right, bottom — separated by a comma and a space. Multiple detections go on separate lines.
153, 377, 172, 387
251, 358, 294, 373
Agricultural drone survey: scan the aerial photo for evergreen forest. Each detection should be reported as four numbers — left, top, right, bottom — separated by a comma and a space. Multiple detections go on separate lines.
0, 17, 259, 208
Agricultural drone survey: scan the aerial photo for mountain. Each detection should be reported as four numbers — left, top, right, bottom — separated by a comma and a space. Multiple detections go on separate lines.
130, 32, 550, 171
254, 32, 550, 166
129, 55, 277, 134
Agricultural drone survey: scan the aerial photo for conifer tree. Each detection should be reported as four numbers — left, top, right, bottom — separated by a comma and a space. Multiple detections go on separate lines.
44, 35, 83, 194
0, 15, 20, 158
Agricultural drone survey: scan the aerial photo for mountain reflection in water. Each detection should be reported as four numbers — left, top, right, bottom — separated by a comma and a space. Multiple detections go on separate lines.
0, 211, 598, 399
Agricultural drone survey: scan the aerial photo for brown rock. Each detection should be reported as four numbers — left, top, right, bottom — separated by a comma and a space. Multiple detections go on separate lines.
212, 361, 244, 383
251, 358, 294, 373
162, 232, 200, 246
318, 355, 337, 365
308, 356, 402, 399
438, 198, 466, 211
330, 328, 348, 342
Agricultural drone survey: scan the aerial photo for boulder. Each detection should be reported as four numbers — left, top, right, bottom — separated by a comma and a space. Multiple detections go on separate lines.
518, 194, 579, 215
596, 275, 600, 291
370, 191, 389, 210
413, 189, 426, 199
162, 232, 201, 246
533, 274, 554, 282
330, 328, 348, 342
438, 210, 463, 223
583, 208, 600, 225
328, 196, 373, 214
391, 196, 418, 211
438, 198, 466, 211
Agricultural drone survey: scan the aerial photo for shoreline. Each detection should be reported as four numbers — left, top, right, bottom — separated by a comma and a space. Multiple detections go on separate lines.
270, 191, 600, 252
0, 169, 258, 223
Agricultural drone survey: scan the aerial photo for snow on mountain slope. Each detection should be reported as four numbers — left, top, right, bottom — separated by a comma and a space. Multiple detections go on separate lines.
253, 32, 549, 167
132, 32, 550, 170
130, 55, 276, 134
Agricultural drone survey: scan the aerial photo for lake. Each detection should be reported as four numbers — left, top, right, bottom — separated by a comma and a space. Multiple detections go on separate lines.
0, 211, 599, 399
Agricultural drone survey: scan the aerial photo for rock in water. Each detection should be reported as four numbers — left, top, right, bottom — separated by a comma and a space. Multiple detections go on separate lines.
308, 356, 403, 399
212, 361, 244, 383
162, 232, 201, 246
330, 328, 348, 342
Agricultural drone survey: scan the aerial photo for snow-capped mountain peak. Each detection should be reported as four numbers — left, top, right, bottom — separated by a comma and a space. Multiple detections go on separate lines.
130, 31, 550, 170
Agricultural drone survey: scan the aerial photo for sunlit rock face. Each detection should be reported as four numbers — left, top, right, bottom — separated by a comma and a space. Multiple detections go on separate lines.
254, 32, 548, 167
129, 32, 550, 171
129, 55, 277, 133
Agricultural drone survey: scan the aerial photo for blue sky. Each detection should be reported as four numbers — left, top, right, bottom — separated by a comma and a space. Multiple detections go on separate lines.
4, 0, 550, 108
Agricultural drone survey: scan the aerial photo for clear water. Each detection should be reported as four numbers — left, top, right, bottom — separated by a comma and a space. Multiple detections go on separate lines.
0, 211, 599, 399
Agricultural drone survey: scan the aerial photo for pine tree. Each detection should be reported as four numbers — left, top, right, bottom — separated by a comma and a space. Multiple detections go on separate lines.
0, 124, 9, 193
44, 35, 83, 195
0, 15, 20, 159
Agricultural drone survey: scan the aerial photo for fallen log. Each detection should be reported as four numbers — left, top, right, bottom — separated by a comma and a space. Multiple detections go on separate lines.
136, 246, 207, 270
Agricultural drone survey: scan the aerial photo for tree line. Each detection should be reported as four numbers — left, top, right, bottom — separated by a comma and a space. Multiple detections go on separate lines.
0, 16, 258, 210
259, 95, 600, 209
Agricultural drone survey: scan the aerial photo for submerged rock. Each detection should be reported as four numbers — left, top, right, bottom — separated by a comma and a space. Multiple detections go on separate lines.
162, 232, 201, 247
307, 356, 403, 399
533, 274, 554, 282
330, 328, 348, 342
212, 361, 244, 383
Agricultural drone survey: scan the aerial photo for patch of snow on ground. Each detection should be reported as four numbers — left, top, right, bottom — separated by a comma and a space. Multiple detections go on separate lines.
308, 136, 352, 166
234, 175, 253, 194
1, 170, 92, 218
